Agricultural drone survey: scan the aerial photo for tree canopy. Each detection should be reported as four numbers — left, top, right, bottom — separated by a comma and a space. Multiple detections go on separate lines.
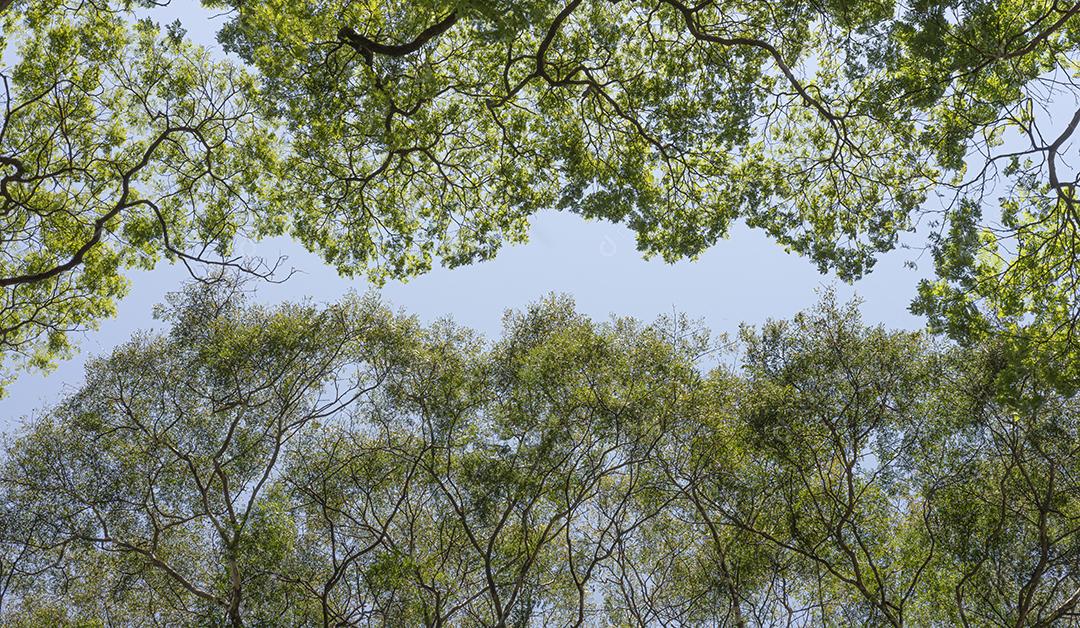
3, 0, 1080, 387
0, 1, 278, 389
3, 280, 1080, 626
5, 2, 1080, 623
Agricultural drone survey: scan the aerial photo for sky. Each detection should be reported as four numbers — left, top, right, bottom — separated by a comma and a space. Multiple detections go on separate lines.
0, 213, 931, 431
0, 5, 934, 431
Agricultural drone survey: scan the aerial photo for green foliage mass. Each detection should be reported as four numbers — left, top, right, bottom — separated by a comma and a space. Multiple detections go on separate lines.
0, 1, 279, 391
4, 0, 1080, 389
4, 279, 1080, 626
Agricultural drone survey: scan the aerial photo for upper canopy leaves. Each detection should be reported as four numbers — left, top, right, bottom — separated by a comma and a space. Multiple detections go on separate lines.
4, 0, 1080, 388
0, 1, 279, 389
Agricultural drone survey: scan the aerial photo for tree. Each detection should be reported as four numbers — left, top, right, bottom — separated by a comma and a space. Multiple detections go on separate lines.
0, 1, 279, 391
910, 339, 1080, 626
0, 278, 411, 625
207, 0, 1080, 370
6, 1, 1080, 390
6, 282, 1080, 625
207, 0, 935, 279
708, 301, 936, 626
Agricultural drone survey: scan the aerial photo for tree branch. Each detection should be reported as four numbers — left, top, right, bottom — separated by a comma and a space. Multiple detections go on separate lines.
338, 12, 459, 63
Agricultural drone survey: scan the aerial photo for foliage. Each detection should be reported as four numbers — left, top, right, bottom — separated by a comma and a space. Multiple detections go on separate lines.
5, 1, 1080, 387
4, 281, 1080, 626
0, 1, 277, 390
207, 0, 1080, 372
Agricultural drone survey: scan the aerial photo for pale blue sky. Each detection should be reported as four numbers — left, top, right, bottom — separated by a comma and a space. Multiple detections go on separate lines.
1, 212, 930, 430
0, 5, 933, 430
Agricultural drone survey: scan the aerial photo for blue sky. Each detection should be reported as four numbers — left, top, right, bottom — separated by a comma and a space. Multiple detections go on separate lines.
0, 5, 933, 430
1, 212, 930, 430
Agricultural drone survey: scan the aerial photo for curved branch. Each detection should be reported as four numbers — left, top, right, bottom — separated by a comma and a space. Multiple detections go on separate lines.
659, 0, 840, 123
338, 12, 458, 63
0, 126, 196, 288
1045, 105, 1080, 196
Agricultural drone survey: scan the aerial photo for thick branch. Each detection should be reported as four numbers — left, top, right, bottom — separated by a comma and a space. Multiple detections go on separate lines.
338, 12, 458, 63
